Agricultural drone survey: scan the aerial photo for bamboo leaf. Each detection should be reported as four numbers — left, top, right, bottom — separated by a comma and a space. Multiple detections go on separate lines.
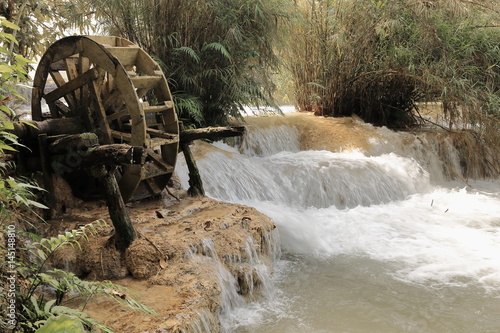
202, 42, 232, 62
36, 314, 86, 333
1, 18, 20, 30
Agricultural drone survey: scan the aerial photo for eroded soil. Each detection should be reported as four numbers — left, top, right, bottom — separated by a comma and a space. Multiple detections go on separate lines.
45, 196, 276, 332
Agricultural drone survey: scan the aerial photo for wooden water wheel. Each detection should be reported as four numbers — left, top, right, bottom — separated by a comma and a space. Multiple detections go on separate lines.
31, 35, 179, 202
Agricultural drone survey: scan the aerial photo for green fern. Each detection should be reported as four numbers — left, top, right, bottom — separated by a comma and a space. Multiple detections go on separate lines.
1, 220, 156, 332
82, 0, 285, 126
201, 42, 233, 62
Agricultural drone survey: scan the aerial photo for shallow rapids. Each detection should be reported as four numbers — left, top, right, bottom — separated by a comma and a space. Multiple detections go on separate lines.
177, 113, 500, 332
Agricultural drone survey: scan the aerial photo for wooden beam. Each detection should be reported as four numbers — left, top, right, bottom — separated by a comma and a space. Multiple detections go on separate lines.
180, 126, 245, 143
179, 123, 204, 196
11, 118, 85, 139
44, 68, 98, 104
91, 165, 137, 251
38, 134, 57, 218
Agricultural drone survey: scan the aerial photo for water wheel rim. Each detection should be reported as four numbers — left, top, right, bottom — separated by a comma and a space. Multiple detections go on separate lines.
32, 35, 179, 202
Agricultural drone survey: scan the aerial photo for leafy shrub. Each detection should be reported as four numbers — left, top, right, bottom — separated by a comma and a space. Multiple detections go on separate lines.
83, 0, 286, 126
285, 0, 500, 130
1, 221, 156, 332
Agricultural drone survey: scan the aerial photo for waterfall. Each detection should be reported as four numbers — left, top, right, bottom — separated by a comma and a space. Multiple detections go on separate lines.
186, 234, 278, 332
238, 125, 300, 157
176, 114, 500, 332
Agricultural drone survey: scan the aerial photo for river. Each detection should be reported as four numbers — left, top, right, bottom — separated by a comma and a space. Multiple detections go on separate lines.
177, 112, 500, 333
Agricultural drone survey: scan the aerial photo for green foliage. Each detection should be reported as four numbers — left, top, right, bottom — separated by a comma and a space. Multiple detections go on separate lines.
82, 0, 287, 126
0, 220, 156, 332
0, 1, 92, 59
0, 17, 46, 222
285, 0, 500, 130
36, 315, 85, 333
0, 175, 48, 221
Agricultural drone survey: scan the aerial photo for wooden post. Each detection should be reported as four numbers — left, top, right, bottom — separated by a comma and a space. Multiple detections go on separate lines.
91, 166, 137, 251
179, 123, 205, 197
38, 134, 58, 218
180, 126, 245, 143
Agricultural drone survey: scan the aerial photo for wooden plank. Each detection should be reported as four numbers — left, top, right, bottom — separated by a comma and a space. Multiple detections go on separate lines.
111, 130, 132, 142
136, 88, 150, 100
142, 101, 174, 114
141, 162, 173, 180
31, 87, 43, 120
78, 55, 91, 102
145, 149, 174, 172
103, 88, 122, 110
135, 49, 173, 102
89, 77, 114, 143
51, 37, 82, 63
47, 101, 61, 118
48, 70, 77, 112
180, 126, 245, 143
144, 178, 163, 194
145, 128, 178, 140
49, 70, 67, 88
38, 134, 58, 217
52, 100, 71, 116
147, 137, 179, 148
64, 58, 80, 106
121, 123, 178, 141
44, 68, 98, 104
105, 46, 140, 67
114, 68, 146, 147
118, 164, 143, 203
64, 58, 78, 82
131, 75, 162, 89
85, 35, 120, 46
78, 55, 91, 74
106, 110, 129, 123
80, 38, 118, 75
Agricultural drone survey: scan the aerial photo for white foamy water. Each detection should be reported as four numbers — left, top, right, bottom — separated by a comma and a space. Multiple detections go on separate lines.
176, 118, 500, 332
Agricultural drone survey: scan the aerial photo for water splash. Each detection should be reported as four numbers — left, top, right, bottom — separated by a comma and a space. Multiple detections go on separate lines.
187, 236, 278, 332
177, 115, 500, 332
238, 125, 300, 157
187, 150, 433, 209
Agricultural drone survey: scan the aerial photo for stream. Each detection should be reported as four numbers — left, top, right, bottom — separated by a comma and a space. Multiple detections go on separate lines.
177, 113, 500, 333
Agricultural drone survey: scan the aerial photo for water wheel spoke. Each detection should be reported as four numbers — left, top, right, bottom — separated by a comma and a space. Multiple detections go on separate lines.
43, 68, 98, 104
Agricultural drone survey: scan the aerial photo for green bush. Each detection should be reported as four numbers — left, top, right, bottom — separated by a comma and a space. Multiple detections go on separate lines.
285, 0, 500, 129
83, 0, 286, 126
1, 221, 156, 332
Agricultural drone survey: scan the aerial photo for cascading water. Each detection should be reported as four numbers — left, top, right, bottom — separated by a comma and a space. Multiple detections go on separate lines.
177, 114, 500, 332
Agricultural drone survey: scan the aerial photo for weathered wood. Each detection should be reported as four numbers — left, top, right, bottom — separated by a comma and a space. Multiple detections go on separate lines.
121, 123, 178, 141
179, 123, 205, 197
38, 134, 57, 218
12, 119, 245, 147
91, 165, 137, 251
180, 126, 245, 143
12, 118, 85, 139
30, 36, 180, 202
89, 71, 114, 143
44, 68, 98, 104
81, 144, 146, 166
104, 46, 140, 67
47, 133, 147, 168
48, 133, 99, 154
